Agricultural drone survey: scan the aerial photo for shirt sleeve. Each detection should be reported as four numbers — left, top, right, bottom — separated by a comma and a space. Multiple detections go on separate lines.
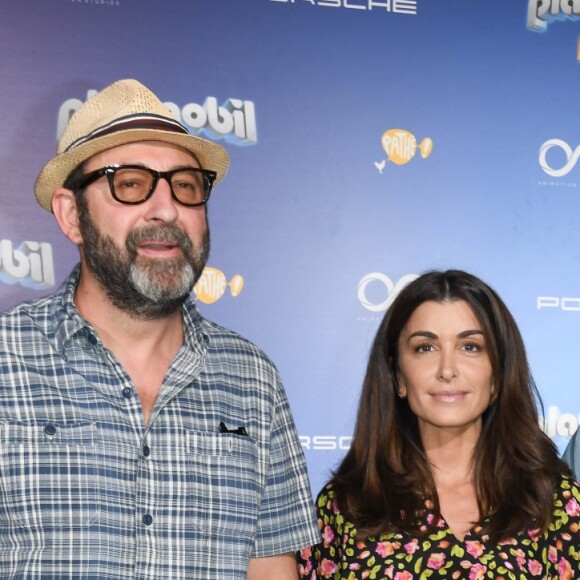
252, 376, 319, 557
297, 484, 343, 579
562, 430, 580, 481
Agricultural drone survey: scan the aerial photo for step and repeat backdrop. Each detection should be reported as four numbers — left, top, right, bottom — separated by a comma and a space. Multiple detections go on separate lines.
0, 0, 579, 494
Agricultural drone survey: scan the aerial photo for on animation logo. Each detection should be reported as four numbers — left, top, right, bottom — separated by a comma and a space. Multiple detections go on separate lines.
193, 267, 244, 304
0, 240, 55, 289
57, 90, 257, 146
539, 139, 580, 177
374, 129, 433, 174
358, 272, 418, 312
527, 0, 580, 32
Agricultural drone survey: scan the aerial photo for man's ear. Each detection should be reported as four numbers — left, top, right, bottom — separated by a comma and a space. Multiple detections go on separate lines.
52, 188, 83, 245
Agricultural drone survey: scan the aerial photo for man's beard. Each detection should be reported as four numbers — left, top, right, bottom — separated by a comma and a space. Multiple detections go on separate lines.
77, 200, 209, 320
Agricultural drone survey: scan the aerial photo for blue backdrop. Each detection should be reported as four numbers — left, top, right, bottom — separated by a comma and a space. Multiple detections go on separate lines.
0, 0, 579, 494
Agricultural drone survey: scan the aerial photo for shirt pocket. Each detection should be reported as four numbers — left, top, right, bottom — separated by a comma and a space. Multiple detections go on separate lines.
186, 430, 261, 537
0, 421, 100, 529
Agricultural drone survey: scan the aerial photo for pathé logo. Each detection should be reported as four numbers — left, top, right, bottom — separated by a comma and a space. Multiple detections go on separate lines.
539, 139, 580, 178
358, 273, 418, 312
193, 267, 244, 304
375, 129, 433, 174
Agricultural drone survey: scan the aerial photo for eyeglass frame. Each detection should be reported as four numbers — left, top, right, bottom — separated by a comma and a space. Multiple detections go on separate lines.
70, 164, 217, 207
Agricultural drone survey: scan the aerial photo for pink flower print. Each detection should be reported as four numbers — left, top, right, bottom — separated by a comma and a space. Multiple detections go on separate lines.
426, 513, 445, 527
322, 525, 335, 547
427, 553, 446, 570
527, 559, 543, 576
349, 563, 361, 571
300, 546, 312, 560
498, 537, 517, 546
298, 561, 313, 576
404, 539, 419, 554
565, 497, 580, 517
319, 558, 338, 578
359, 550, 371, 559
465, 540, 484, 558
527, 527, 541, 543
548, 545, 558, 564
394, 572, 413, 580
514, 549, 526, 570
468, 563, 487, 580
376, 541, 398, 558
557, 557, 573, 580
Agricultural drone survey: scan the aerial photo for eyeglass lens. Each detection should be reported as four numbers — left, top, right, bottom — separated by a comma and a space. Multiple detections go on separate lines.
112, 167, 210, 205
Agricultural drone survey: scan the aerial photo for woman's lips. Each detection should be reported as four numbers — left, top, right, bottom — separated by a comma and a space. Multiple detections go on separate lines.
430, 390, 468, 403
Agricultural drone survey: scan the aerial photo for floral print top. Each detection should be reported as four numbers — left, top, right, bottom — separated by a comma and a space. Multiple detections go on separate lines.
297, 476, 580, 579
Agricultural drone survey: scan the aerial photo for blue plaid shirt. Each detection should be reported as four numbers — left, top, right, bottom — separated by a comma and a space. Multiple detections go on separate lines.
0, 266, 318, 579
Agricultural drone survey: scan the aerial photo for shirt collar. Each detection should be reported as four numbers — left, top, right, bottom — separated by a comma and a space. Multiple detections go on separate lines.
51, 264, 209, 355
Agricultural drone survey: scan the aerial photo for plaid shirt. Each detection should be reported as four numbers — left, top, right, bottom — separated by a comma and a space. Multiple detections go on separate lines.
0, 266, 318, 579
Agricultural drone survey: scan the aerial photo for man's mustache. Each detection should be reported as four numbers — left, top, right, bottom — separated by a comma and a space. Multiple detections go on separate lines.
126, 225, 193, 254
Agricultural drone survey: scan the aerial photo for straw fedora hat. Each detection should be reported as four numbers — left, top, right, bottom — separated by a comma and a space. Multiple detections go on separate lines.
34, 79, 230, 212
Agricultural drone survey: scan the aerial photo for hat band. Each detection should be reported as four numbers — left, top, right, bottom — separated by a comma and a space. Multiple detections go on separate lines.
64, 113, 190, 153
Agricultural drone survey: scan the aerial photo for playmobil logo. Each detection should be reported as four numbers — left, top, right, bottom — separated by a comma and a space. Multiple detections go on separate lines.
0, 240, 55, 289
542, 406, 579, 439
57, 90, 257, 146
527, 0, 580, 32
268, 0, 417, 14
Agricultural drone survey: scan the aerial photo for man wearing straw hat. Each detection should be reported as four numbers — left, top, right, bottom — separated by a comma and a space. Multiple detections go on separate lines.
0, 79, 318, 578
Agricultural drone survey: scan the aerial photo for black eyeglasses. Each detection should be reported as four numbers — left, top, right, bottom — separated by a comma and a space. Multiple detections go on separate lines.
72, 164, 217, 207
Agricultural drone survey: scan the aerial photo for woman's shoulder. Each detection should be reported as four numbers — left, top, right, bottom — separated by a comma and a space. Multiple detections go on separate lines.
555, 473, 580, 496
550, 473, 580, 526
315, 482, 340, 513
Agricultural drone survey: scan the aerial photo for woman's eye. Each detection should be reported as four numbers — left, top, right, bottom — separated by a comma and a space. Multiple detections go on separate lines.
463, 342, 482, 352
415, 343, 433, 353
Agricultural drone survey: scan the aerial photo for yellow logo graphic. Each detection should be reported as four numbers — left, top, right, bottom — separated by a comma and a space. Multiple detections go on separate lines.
193, 266, 244, 304
375, 129, 433, 173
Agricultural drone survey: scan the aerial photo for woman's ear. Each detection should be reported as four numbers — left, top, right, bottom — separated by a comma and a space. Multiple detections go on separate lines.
52, 188, 83, 245
396, 372, 407, 399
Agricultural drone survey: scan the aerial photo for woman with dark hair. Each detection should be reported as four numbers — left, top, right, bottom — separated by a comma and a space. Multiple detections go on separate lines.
298, 270, 579, 579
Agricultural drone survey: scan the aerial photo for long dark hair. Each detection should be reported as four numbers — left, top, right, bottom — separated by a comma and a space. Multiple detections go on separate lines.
331, 269, 568, 542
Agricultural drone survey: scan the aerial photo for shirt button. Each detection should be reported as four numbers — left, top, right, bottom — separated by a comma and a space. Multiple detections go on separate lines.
143, 445, 151, 458
44, 424, 57, 436
143, 514, 153, 526
122, 387, 133, 399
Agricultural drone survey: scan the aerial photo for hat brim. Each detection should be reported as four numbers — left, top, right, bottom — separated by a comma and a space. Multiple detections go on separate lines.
34, 128, 230, 212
